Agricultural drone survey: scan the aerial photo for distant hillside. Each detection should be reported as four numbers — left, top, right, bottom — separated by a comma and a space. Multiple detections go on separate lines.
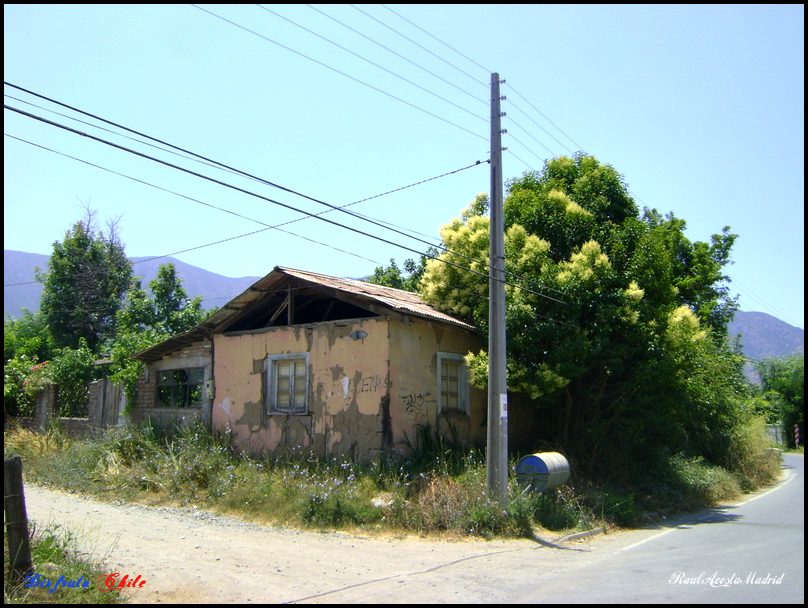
729, 311, 804, 361
5, 250, 804, 369
4, 249, 259, 319
4, 250, 49, 319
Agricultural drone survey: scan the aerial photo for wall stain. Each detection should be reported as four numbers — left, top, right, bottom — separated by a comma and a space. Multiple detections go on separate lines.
381, 395, 392, 452
330, 365, 345, 382
237, 400, 263, 429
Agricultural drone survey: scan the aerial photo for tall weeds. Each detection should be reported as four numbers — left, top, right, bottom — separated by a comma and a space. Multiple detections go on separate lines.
3, 417, 783, 538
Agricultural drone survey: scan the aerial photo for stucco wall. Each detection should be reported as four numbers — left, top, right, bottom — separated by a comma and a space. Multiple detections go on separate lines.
388, 318, 485, 452
212, 318, 391, 460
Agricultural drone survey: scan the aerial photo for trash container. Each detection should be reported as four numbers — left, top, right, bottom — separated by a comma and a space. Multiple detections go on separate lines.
515, 452, 570, 492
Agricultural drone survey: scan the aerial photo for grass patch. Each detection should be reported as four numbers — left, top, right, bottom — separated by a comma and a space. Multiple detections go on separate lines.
3, 524, 124, 604
3, 418, 784, 538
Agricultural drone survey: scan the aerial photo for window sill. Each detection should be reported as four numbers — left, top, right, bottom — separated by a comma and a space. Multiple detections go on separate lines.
267, 410, 311, 416
439, 408, 470, 417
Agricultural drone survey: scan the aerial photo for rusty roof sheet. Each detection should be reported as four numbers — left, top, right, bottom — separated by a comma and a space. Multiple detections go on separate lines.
134, 266, 474, 362
276, 267, 474, 331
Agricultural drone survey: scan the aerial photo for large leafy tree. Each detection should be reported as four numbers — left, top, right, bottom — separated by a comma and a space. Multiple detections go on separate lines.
369, 248, 437, 293
38, 210, 132, 352
417, 154, 746, 479
757, 354, 804, 448
4, 310, 54, 364
110, 263, 207, 399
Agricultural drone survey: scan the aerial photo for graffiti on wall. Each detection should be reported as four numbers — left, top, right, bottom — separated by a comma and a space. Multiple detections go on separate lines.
399, 391, 432, 417
359, 374, 389, 394
316, 371, 390, 401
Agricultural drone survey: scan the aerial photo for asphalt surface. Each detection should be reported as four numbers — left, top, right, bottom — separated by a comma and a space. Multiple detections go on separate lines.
19, 454, 804, 603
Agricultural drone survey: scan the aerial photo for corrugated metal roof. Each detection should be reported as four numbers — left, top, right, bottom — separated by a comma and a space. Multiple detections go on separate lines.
134, 266, 474, 362
276, 267, 475, 331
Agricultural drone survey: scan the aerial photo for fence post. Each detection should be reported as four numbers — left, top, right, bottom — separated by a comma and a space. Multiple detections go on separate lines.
35, 384, 57, 431
4, 455, 33, 577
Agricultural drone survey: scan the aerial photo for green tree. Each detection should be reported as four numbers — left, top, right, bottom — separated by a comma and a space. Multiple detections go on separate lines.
757, 354, 804, 448
147, 264, 206, 335
419, 154, 747, 479
369, 248, 437, 293
38, 210, 132, 352
109, 263, 207, 400
48, 339, 97, 417
4, 310, 54, 364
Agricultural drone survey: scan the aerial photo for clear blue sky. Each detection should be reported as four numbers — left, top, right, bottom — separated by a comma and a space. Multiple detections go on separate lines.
4, 4, 804, 328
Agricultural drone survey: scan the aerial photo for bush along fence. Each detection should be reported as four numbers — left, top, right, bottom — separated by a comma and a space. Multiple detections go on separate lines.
14, 379, 124, 434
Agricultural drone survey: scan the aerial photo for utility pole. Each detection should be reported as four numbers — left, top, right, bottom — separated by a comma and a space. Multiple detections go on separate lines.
487, 72, 508, 507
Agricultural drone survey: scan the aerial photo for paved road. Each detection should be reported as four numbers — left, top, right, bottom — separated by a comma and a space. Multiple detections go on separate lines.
21, 454, 803, 603
506, 452, 804, 604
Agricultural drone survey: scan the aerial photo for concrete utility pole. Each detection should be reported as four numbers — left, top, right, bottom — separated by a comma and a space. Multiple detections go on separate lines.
487, 73, 508, 507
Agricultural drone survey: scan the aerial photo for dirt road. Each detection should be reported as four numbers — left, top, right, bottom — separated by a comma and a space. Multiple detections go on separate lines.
22, 483, 605, 604
21, 461, 797, 603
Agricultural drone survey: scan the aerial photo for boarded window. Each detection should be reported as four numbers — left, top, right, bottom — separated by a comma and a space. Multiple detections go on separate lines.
156, 368, 204, 408
437, 353, 469, 415
266, 353, 309, 414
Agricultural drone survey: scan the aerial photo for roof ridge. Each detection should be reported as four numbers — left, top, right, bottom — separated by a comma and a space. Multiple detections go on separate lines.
276, 266, 427, 299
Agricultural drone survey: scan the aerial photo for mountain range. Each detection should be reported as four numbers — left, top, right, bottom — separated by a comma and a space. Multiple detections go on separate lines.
4, 249, 804, 367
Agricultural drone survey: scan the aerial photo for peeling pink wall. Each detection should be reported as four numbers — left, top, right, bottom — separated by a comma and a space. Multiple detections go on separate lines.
388, 318, 485, 453
212, 315, 484, 460
212, 318, 390, 459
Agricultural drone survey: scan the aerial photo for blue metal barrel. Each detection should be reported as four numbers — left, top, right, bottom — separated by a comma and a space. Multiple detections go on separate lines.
514, 452, 570, 492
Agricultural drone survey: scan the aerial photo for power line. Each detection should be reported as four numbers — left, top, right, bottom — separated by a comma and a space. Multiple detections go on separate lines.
3, 92, 248, 181
506, 148, 535, 173
357, 8, 582, 163
4, 132, 486, 282
505, 113, 558, 158
370, 5, 580, 163
5, 105, 566, 305
506, 96, 576, 156
190, 5, 487, 142
506, 83, 585, 153
4, 107, 434, 260
350, 4, 487, 89
256, 5, 486, 124
354, 7, 582, 159
3, 83, 474, 255
306, 4, 487, 108
731, 277, 803, 329
506, 131, 549, 166
4, 90, 445, 252
4, 133, 385, 268
380, 4, 492, 76
3, 85, 563, 298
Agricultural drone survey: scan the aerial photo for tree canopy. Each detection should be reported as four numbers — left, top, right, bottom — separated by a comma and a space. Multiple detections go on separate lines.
5, 206, 210, 418
756, 354, 804, 448
403, 154, 750, 480
38, 210, 132, 352
109, 262, 207, 400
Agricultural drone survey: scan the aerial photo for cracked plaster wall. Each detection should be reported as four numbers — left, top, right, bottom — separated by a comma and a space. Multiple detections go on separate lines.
212, 318, 390, 459
388, 318, 485, 453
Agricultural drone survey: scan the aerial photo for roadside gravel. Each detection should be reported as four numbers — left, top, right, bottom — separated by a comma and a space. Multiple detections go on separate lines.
23, 483, 582, 604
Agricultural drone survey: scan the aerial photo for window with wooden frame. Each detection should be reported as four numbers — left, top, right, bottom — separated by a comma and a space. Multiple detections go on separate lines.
156, 368, 204, 408
266, 353, 310, 414
437, 352, 469, 415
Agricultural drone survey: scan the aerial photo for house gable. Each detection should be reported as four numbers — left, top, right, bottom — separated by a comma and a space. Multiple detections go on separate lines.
220, 280, 381, 333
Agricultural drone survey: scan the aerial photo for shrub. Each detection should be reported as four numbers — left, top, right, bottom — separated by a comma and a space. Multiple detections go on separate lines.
668, 454, 741, 507
725, 416, 780, 490
3, 523, 123, 604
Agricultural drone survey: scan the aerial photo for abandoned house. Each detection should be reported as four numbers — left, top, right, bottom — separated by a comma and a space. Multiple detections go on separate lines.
131, 266, 488, 460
